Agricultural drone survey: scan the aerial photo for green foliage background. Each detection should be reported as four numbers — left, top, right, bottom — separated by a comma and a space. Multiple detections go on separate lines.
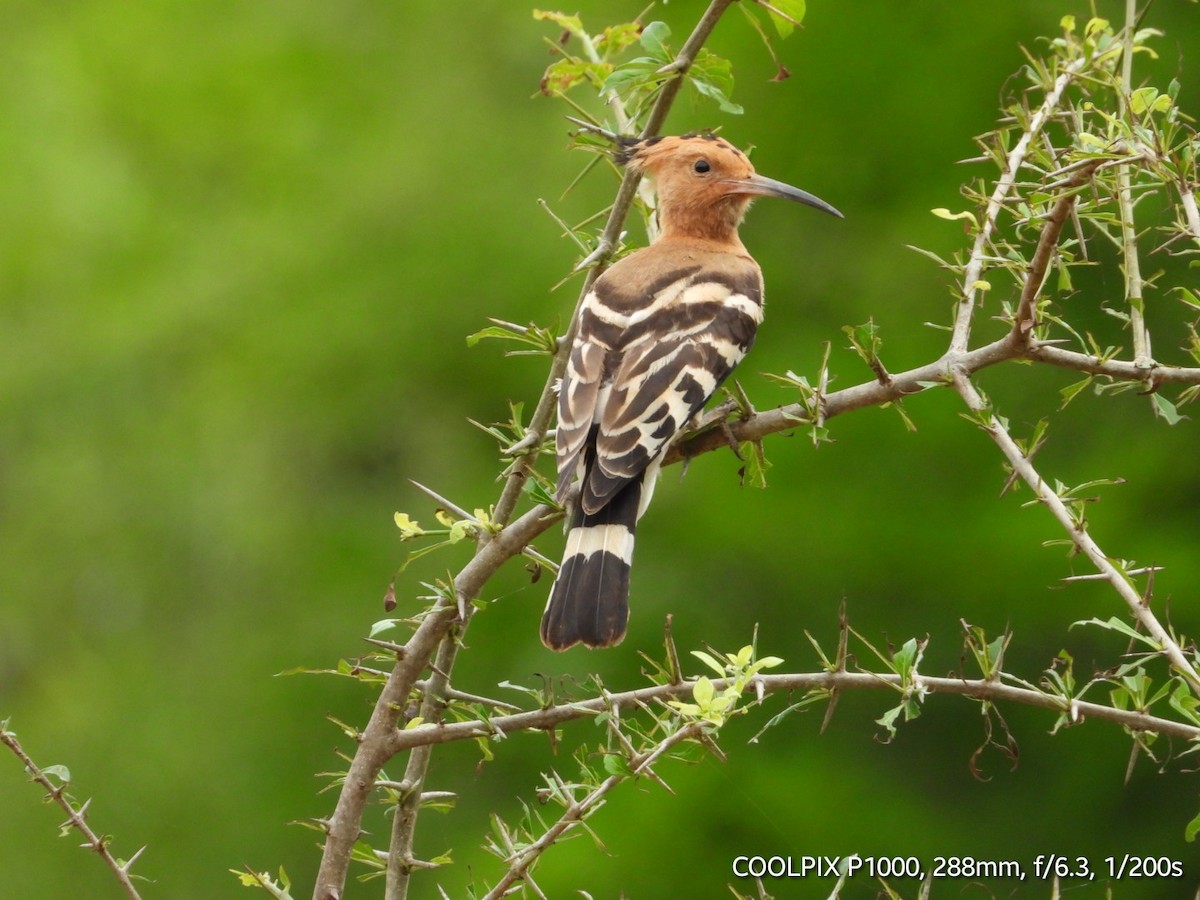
2, 2, 1199, 897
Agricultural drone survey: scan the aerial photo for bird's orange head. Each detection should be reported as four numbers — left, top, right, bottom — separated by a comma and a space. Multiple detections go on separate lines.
616, 133, 842, 244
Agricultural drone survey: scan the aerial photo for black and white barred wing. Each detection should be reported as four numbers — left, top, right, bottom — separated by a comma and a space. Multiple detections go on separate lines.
582, 272, 764, 513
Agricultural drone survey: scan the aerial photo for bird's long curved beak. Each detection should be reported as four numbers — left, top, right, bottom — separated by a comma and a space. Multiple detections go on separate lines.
723, 174, 844, 219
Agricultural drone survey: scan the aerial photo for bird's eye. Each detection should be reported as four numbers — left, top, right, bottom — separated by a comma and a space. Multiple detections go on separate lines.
693, 159, 711, 174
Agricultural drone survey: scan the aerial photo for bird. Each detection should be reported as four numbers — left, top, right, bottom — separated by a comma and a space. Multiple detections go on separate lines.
540, 133, 842, 651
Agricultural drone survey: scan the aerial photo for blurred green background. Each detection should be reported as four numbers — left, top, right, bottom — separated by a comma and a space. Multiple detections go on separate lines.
2, 2, 1199, 897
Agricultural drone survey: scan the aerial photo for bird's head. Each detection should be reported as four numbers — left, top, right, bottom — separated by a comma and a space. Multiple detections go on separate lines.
615, 133, 841, 243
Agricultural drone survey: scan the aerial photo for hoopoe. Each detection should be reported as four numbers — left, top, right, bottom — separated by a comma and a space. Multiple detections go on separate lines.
540, 133, 842, 651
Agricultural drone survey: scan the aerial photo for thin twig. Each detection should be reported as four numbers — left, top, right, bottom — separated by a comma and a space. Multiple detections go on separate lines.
950, 369, 1200, 693
1011, 163, 1103, 337
481, 723, 704, 898
1118, 0, 1153, 367
0, 724, 145, 900
951, 55, 1089, 352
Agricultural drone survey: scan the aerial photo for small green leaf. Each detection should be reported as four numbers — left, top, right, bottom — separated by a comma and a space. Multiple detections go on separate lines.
931, 207, 978, 228
1058, 376, 1092, 410
42, 764, 71, 784
690, 77, 743, 115
369, 619, 399, 637
1188, 807, 1200, 842
1177, 287, 1200, 311
737, 440, 770, 489
394, 512, 424, 539
691, 650, 727, 677
876, 703, 903, 739
603, 753, 634, 777
1084, 17, 1110, 40
1056, 260, 1073, 293
532, 9, 585, 38
596, 22, 643, 56
766, 0, 806, 37
1150, 392, 1185, 425
1072, 616, 1160, 649
1129, 87, 1159, 115
639, 20, 671, 59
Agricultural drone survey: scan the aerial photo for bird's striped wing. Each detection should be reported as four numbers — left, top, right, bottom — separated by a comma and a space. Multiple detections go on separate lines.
555, 337, 605, 504
580, 272, 763, 514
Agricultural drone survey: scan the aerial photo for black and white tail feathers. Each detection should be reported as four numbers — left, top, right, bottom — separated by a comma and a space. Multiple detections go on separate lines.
540, 473, 643, 650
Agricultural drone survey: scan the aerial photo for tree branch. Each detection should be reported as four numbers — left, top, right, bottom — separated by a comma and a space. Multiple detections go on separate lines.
950, 54, 1089, 352
951, 369, 1200, 693
1, 723, 146, 900
384, 669, 1200, 753
481, 722, 705, 898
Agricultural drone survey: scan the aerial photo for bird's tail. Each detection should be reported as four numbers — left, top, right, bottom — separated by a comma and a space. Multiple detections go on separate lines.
540, 476, 642, 651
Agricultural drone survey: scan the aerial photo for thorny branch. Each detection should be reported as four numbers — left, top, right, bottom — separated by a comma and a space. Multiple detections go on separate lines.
481, 723, 705, 899
949, 53, 1088, 352
383, 671, 1200, 755
0, 724, 145, 900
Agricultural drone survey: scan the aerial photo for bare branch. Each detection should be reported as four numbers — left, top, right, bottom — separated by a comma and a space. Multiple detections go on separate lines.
1012, 163, 1102, 336
1, 723, 145, 900
1118, 0, 1153, 367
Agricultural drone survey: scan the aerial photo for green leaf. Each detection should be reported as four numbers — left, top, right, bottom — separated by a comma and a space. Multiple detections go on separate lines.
689, 50, 742, 115
1170, 682, 1200, 726
691, 650, 727, 677
876, 703, 903, 739
691, 78, 743, 115
369, 619, 399, 637
639, 20, 671, 59
394, 512, 424, 539
766, 0, 806, 37
931, 207, 978, 228
1188, 807, 1200, 843
602, 753, 634, 777
1129, 87, 1159, 115
539, 59, 611, 96
601, 57, 663, 95
1058, 376, 1092, 410
596, 22, 643, 56
1177, 287, 1200, 311
1150, 393, 1185, 425
41, 764, 71, 784
1071, 616, 1161, 649
737, 439, 770, 488
1056, 259, 1073, 293
893, 638, 922, 679
532, 9, 585, 39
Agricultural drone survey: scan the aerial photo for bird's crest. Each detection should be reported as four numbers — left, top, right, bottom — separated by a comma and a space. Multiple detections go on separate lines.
614, 132, 748, 173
